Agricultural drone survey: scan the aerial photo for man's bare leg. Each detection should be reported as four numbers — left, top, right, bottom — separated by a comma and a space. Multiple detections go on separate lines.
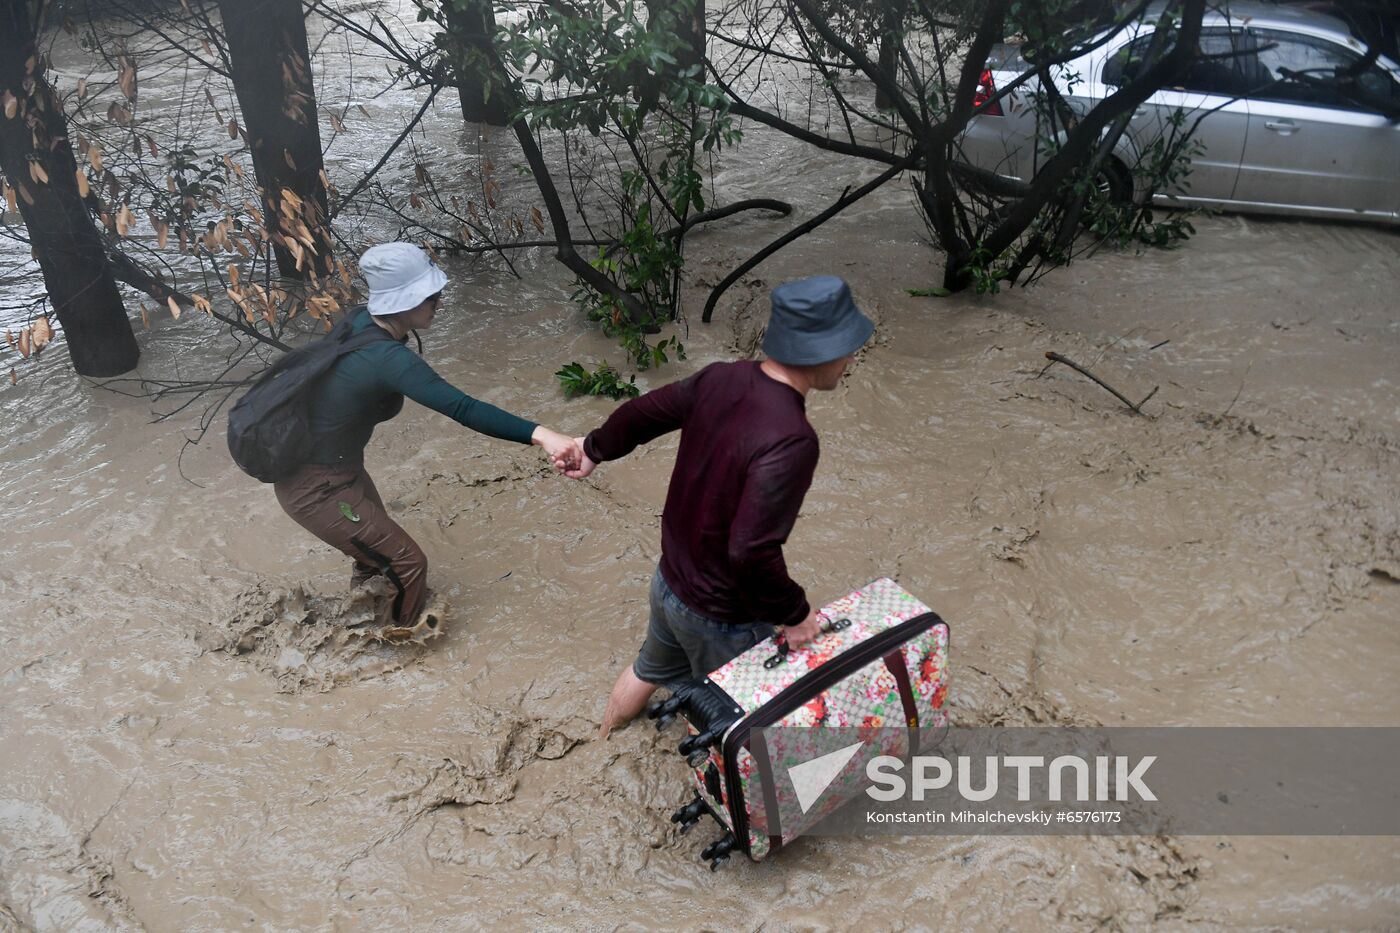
600, 665, 659, 739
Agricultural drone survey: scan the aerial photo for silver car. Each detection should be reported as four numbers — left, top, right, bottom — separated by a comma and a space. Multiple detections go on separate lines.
958, 2, 1400, 225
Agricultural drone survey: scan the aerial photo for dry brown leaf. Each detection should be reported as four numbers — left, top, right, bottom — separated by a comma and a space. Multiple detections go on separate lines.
2, 91, 16, 120
17, 182, 33, 206
156, 220, 168, 249
147, 135, 157, 158
228, 264, 240, 286
409, 192, 422, 209
89, 145, 102, 173
531, 206, 545, 234
141, 305, 150, 329
4, 184, 16, 213
75, 168, 88, 198
167, 295, 181, 319
118, 62, 136, 101
18, 329, 31, 359
227, 288, 254, 324
106, 101, 132, 124
192, 293, 212, 315
28, 161, 48, 184
204, 87, 222, 124
200, 37, 212, 57
31, 317, 52, 351
76, 78, 87, 100
9, 369, 15, 385
228, 118, 239, 140
329, 112, 345, 133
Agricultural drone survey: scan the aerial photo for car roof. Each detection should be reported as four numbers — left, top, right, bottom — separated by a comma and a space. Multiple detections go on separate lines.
1144, 1, 1358, 42
1135, 1, 1393, 65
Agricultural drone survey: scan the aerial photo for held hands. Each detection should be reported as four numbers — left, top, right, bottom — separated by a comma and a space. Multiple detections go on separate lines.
563, 437, 596, 480
532, 426, 583, 474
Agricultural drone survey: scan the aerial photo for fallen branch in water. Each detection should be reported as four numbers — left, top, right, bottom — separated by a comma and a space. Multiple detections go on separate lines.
702, 152, 921, 323
1042, 351, 1158, 415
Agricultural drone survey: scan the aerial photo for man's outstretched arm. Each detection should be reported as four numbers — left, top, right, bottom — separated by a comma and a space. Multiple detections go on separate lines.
570, 366, 706, 476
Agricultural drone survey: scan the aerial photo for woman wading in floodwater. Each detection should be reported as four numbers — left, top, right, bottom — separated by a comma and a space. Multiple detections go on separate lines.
273, 242, 581, 631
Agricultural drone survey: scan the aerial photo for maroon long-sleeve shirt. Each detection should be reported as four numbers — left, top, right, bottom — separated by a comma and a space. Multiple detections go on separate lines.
584, 360, 817, 628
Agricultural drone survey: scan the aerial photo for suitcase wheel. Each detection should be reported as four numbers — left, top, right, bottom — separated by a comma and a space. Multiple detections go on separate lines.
648, 695, 685, 730
700, 831, 736, 863
670, 794, 708, 834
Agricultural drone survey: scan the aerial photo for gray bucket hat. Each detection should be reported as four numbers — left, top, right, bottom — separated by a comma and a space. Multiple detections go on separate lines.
761, 275, 874, 366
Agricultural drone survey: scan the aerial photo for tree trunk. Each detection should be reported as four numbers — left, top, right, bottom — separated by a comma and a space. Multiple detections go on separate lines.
446, 0, 509, 125
645, 0, 705, 75
0, 0, 139, 377
875, 0, 907, 111
218, 0, 332, 279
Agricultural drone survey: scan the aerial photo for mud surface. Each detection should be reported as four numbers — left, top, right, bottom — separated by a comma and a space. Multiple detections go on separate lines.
3, 6, 1400, 930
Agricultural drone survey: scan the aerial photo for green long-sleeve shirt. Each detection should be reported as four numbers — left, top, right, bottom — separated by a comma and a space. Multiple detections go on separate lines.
306, 307, 537, 465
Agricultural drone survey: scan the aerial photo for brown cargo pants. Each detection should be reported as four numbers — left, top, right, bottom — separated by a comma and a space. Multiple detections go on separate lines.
274, 463, 427, 626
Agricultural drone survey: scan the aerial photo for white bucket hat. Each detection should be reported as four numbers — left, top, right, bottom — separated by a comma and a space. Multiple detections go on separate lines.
361, 242, 449, 316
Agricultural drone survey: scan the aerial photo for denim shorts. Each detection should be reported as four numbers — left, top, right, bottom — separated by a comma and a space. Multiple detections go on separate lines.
633, 568, 776, 687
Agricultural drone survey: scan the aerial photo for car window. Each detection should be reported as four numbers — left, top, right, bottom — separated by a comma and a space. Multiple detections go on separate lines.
1250, 27, 1398, 112
1103, 27, 1255, 97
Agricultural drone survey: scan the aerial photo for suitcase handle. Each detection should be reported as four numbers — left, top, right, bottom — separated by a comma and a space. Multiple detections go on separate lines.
763, 616, 851, 669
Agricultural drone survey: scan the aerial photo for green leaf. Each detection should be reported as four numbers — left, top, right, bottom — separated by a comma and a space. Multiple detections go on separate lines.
906, 287, 952, 298
338, 501, 361, 523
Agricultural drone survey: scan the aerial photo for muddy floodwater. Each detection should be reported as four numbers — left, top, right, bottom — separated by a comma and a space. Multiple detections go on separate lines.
3, 9, 1400, 931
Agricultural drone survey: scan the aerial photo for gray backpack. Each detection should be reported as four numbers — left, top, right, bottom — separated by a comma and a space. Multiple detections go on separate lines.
226, 313, 393, 482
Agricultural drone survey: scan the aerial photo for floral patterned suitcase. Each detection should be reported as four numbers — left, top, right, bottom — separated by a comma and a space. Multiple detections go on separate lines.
652, 578, 949, 867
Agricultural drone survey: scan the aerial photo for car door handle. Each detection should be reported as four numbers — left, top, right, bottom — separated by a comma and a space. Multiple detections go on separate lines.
1264, 120, 1298, 134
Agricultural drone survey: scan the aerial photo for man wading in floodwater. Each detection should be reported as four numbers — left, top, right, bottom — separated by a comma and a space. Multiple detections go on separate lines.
562, 277, 874, 736
274, 243, 581, 632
